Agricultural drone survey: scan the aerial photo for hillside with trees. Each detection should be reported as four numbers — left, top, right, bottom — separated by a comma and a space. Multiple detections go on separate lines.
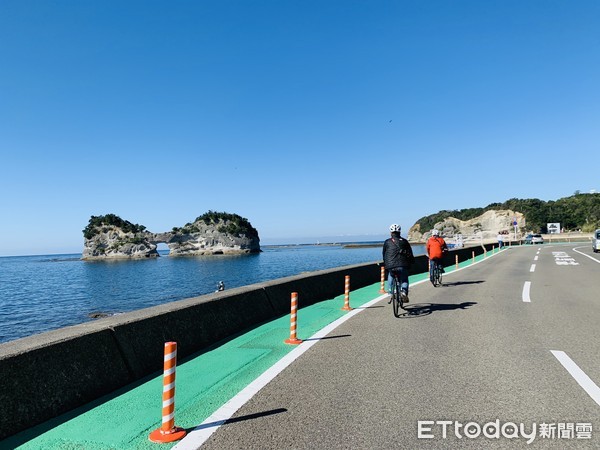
414, 192, 600, 233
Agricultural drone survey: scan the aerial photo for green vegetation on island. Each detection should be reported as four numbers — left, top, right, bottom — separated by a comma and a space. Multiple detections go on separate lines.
83, 214, 147, 240
415, 192, 600, 233
172, 210, 259, 238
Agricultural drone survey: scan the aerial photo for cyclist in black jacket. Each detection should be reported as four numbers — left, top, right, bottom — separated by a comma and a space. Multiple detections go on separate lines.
383, 224, 415, 303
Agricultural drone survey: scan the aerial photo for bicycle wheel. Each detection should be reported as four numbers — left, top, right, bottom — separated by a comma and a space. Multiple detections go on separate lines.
432, 263, 442, 287
392, 278, 401, 317
430, 262, 437, 286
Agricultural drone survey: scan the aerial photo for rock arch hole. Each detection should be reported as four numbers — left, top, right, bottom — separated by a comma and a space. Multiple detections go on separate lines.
156, 243, 170, 255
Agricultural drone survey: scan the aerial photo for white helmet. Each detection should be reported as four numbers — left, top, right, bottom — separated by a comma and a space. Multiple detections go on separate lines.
432, 229, 440, 236
389, 224, 401, 232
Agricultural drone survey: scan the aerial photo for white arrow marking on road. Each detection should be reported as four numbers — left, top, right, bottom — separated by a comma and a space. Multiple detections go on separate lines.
522, 282, 531, 302
572, 246, 600, 264
551, 351, 600, 407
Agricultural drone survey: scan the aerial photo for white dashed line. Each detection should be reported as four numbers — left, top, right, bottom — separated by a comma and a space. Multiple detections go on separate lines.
530, 264, 536, 272
551, 351, 600, 407
522, 282, 531, 303
534, 256, 538, 261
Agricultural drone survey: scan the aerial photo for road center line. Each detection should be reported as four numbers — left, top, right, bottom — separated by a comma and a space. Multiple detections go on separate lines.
522, 282, 531, 302
530, 264, 536, 272
551, 350, 600, 407
534, 255, 538, 261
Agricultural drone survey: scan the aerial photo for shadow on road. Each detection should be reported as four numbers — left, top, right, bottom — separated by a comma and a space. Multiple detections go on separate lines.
397, 301, 477, 318
303, 334, 351, 342
441, 281, 485, 287
189, 408, 288, 431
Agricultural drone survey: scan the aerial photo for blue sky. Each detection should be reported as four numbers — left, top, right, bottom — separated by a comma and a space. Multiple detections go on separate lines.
1, 1, 598, 256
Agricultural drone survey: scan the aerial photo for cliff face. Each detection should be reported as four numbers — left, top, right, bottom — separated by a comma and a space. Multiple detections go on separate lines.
408, 210, 526, 242
151, 218, 260, 256
82, 214, 260, 260
82, 226, 158, 260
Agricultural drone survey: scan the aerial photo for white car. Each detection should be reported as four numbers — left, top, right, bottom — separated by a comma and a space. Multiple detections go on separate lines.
531, 234, 544, 244
593, 229, 600, 253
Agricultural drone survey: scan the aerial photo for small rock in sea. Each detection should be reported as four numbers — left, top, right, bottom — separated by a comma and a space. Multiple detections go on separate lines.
88, 312, 111, 319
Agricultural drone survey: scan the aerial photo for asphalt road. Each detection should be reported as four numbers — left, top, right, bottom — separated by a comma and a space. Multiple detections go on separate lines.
197, 244, 600, 449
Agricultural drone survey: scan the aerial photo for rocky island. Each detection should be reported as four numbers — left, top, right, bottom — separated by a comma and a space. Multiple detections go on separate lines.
82, 211, 260, 260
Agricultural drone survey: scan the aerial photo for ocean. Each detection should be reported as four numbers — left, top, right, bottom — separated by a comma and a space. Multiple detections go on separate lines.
0, 242, 426, 344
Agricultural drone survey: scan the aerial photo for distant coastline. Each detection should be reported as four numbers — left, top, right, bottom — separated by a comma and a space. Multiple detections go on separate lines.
263, 240, 386, 249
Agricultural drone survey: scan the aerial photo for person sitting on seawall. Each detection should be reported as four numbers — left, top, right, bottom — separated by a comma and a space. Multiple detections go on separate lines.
383, 224, 415, 304
426, 229, 448, 279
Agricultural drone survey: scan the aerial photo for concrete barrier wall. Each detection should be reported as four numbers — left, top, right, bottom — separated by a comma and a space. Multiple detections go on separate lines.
0, 260, 382, 439
0, 244, 494, 440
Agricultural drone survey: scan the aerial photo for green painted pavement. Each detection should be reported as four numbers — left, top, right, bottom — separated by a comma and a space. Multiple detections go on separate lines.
3, 249, 499, 450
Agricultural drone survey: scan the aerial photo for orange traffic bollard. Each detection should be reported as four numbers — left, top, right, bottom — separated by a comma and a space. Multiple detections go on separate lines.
379, 266, 386, 293
149, 342, 187, 443
455, 254, 459, 269
342, 275, 352, 311
284, 292, 303, 345
472, 251, 475, 263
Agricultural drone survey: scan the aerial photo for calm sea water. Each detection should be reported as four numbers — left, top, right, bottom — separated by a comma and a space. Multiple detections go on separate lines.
0, 243, 425, 344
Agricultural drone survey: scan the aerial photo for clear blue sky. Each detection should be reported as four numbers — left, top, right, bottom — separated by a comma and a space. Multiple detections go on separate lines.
1, 1, 598, 256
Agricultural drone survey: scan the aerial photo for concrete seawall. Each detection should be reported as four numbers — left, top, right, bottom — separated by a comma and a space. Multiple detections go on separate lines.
0, 244, 495, 440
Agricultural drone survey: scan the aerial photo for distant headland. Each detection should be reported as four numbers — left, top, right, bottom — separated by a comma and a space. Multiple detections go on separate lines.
82, 211, 260, 260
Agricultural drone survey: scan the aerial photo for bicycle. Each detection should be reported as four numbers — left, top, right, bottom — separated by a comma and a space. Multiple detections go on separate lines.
390, 271, 407, 317
430, 259, 443, 287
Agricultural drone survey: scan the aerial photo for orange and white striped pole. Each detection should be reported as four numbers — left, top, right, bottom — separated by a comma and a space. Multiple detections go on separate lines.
284, 292, 302, 345
342, 275, 352, 311
149, 342, 187, 443
455, 254, 459, 269
379, 266, 386, 293
472, 250, 475, 263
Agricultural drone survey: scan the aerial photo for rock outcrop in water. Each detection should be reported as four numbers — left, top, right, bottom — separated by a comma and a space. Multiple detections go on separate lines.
82, 212, 260, 260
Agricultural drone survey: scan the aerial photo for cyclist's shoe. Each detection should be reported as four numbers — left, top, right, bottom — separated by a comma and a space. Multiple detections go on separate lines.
401, 291, 409, 304
440, 267, 445, 273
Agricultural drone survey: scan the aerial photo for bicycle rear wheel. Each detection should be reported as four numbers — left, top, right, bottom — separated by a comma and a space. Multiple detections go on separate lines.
435, 264, 443, 286
392, 279, 401, 317
429, 261, 437, 286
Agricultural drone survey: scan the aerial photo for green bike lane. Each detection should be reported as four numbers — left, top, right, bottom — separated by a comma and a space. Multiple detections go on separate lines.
3, 249, 501, 450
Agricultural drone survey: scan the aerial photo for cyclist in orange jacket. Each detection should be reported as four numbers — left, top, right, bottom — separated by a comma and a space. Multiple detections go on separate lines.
426, 229, 448, 281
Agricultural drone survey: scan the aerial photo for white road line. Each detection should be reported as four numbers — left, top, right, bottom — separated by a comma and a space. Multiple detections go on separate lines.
534, 256, 538, 261
172, 249, 505, 450
530, 264, 536, 272
172, 293, 386, 450
572, 246, 600, 264
551, 351, 600, 407
522, 282, 531, 303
